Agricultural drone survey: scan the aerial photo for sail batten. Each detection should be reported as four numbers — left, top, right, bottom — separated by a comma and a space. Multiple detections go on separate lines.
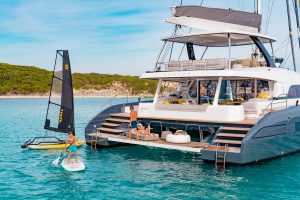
44, 50, 75, 134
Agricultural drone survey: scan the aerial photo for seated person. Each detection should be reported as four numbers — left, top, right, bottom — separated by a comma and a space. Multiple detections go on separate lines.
136, 123, 152, 138
169, 91, 181, 104
246, 89, 273, 103
258, 89, 271, 99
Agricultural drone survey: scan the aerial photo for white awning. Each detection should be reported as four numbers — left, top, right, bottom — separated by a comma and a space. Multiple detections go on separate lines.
162, 30, 276, 47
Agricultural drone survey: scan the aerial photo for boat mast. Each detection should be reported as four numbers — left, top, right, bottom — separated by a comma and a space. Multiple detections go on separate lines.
294, 0, 300, 48
286, 0, 297, 72
256, 0, 262, 16
254, 0, 261, 60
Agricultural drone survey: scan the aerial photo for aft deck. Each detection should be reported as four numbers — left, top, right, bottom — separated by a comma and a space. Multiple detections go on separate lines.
86, 112, 254, 154
110, 113, 257, 126
88, 133, 209, 153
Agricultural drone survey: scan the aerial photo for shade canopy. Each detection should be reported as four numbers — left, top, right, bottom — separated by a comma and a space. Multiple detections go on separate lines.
162, 30, 276, 47
173, 6, 262, 29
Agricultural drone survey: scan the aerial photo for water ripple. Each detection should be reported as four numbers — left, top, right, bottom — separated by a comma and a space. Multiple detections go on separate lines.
0, 98, 300, 199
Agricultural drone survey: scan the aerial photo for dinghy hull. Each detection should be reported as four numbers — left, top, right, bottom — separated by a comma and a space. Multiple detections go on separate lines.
27, 140, 85, 150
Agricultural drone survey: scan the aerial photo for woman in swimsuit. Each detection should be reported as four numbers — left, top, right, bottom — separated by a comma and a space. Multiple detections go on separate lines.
137, 124, 151, 138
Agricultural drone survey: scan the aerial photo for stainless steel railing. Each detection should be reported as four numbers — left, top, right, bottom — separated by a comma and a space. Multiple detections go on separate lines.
97, 92, 129, 113
261, 93, 288, 116
155, 59, 229, 72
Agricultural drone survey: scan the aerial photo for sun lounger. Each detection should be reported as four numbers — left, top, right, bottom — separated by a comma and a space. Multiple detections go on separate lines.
131, 132, 160, 141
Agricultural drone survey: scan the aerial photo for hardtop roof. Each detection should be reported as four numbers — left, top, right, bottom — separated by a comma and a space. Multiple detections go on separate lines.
163, 30, 276, 47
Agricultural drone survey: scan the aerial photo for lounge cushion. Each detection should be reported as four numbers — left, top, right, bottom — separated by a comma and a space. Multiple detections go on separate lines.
161, 131, 172, 140
131, 132, 160, 141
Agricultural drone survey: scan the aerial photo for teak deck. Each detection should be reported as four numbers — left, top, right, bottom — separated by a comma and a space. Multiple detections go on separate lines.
88, 133, 209, 153
138, 115, 257, 125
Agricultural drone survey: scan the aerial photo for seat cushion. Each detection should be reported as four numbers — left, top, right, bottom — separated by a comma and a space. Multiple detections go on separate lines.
161, 131, 172, 140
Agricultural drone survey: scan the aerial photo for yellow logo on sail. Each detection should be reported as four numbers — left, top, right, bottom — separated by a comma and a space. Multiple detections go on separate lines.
59, 109, 63, 123
64, 64, 69, 70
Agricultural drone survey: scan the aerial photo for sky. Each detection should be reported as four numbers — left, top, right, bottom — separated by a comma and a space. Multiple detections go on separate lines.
0, 0, 299, 75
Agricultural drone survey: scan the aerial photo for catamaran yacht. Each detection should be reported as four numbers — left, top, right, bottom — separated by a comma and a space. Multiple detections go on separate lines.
85, 5, 300, 165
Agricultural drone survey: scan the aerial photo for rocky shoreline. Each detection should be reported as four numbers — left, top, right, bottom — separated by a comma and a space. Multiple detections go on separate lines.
0, 89, 153, 99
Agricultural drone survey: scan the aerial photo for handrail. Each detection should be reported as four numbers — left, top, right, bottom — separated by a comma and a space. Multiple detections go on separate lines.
157, 59, 229, 71
261, 93, 288, 116
96, 92, 130, 113
215, 143, 220, 168
224, 144, 228, 168
149, 121, 163, 133
97, 92, 153, 113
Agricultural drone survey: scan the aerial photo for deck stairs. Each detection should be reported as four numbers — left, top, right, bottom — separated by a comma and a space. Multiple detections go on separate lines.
180, 81, 190, 98
88, 113, 130, 149
95, 113, 130, 135
211, 126, 252, 152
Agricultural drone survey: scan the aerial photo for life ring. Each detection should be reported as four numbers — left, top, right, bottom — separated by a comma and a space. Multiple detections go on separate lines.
166, 134, 191, 144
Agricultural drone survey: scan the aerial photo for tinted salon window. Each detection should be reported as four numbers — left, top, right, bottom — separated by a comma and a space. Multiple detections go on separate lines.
288, 85, 300, 98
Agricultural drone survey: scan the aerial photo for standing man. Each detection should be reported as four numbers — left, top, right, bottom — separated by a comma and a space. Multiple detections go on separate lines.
128, 106, 138, 139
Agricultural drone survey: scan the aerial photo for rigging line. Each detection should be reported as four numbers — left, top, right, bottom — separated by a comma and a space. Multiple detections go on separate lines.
292, 0, 300, 48
274, 37, 298, 64
265, 0, 271, 20
161, 26, 178, 62
168, 26, 179, 61
265, 0, 275, 34
284, 37, 290, 62
178, 27, 189, 35
282, 51, 292, 68
282, 37, 299, 67
274, 35, 289, 52
172, 0, 175, 7
264, 0, 271, 31
286, 0, 297, 71
238, 0, 243, 10
161, 25, 178, 63
162, 41, 174, 61
241, 0, 245, 11
161, 41, 172, 62
178, 28, 193, 60
200, 0, 204, 6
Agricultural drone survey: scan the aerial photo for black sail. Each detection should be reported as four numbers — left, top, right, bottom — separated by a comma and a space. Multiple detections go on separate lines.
44, 50, 75, 134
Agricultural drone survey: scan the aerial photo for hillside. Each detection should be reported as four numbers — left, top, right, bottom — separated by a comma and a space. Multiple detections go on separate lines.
0, 63, 157, 96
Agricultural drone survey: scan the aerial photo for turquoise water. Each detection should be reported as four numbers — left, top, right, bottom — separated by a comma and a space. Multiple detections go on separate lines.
1, 98, 300, 199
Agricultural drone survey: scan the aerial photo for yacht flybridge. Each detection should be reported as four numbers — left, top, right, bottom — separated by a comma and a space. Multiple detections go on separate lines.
85, 5, 300, 165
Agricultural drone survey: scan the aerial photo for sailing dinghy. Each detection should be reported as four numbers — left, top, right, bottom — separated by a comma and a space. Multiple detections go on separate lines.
21, 136, 84, 150
21, 50, 84, 150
